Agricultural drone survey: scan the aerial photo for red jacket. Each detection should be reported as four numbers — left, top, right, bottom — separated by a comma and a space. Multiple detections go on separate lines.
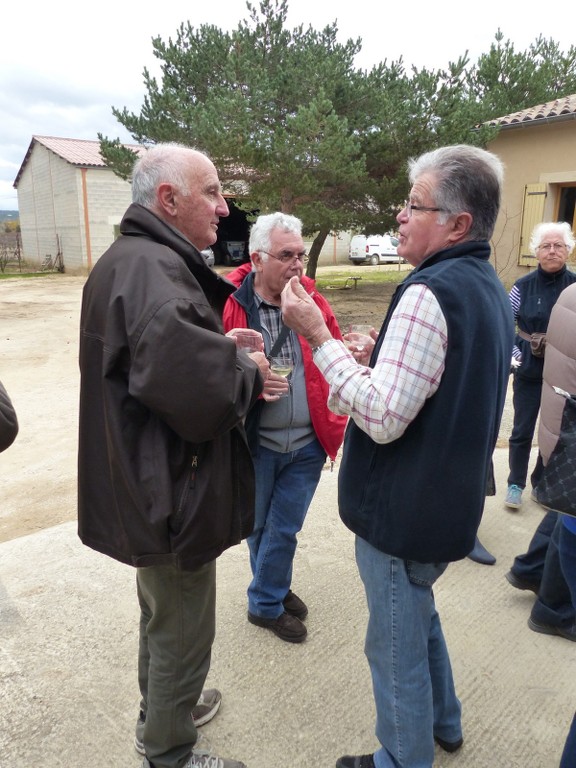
223, 263, 347, 461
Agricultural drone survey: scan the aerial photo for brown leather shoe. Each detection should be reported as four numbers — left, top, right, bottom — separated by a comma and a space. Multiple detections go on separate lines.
282, 589, 308, 620
247, 610, 307, 643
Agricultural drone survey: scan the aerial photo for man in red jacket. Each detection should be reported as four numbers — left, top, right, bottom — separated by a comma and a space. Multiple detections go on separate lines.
224, 212, 347, 643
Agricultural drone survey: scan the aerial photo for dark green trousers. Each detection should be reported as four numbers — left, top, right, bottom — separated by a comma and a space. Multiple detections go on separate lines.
137, 560, 216, 768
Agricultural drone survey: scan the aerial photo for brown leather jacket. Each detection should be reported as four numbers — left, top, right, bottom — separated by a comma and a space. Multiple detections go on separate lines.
78, 204, 263, 570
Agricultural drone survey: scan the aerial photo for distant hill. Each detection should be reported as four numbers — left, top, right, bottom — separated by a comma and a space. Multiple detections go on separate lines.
0, 211, 18, 223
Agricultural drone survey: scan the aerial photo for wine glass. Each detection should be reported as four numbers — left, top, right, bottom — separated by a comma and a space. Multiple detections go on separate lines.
269, 351, 294, 397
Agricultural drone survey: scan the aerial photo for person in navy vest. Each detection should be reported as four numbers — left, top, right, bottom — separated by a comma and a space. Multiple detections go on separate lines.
281, 145, 514, 768
505, 221, 576, 511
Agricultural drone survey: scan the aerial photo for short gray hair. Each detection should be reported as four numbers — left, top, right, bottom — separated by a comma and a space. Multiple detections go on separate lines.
530, 221, 576, 256
131, 143, 202, 208
249, 212, 303, 259
408, 144, 504, 241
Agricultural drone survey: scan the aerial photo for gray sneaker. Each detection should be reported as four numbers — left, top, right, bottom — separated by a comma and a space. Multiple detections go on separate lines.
135, 689, 222, 755
182, 751, 247, 768
142, 754, 245, 768
192, 689, 222, 726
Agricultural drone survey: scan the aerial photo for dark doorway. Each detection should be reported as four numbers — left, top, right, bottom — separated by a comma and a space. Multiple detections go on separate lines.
213, 199, 251, 266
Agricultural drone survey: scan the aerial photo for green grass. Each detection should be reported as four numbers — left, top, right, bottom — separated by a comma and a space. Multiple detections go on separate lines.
312, 268, 409, 290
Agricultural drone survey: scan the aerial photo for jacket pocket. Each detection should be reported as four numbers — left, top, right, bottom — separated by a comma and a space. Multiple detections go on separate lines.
170, 450, 198, 536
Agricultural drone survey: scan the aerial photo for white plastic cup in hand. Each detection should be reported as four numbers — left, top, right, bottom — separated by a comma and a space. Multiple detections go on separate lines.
348, 324, 373, 352
233, 330, 263, 352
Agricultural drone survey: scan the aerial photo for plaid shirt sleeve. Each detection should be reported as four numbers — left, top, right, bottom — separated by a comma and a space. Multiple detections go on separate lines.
313, 284, 447, 444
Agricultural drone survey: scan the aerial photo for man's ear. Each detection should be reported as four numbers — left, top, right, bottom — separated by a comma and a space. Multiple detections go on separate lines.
251, 251, 264, 271
449, 211, 473, 242
157, 183, 177, 217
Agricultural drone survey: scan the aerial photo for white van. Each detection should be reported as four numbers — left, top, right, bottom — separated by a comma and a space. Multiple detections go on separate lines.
349, 234, 401, 265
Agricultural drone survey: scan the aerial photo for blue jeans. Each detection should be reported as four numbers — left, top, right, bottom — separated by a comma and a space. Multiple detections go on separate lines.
559, 524, 576, 768
247, 438, 326, 618
356, 537, 462, 768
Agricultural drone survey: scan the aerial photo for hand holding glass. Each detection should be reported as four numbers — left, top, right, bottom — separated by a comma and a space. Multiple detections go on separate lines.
268, 353, 293, 398
346, 324, 374, 352
228, 329, 264, 352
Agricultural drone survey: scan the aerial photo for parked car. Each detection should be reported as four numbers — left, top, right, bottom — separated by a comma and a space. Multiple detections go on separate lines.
349, 234, 402, 265
223, 240, 247, 265
200, 247, 215, 267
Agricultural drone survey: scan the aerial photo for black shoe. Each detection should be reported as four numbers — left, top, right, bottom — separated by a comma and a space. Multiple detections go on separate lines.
435, 735, 464, 753
336, 755, 375, 768
283, 589, 308, 620
505, 570, 540, 595
247, 610, 307, 643
528, 616, 576, 642
467, 537, 496, 565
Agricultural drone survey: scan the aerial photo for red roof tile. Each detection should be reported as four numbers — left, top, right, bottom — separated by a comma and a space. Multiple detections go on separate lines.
487, 94, 576, 127
13, 136, 143, 187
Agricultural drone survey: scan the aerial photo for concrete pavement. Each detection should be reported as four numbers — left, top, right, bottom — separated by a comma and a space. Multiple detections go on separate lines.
0, 444, 574, 767
0, 275, 572, 767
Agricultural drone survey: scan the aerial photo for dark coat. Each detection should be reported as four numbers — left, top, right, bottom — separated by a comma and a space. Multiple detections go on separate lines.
0, 380, 18, 452
78, 204, 263, 570
513, 265, 576, 381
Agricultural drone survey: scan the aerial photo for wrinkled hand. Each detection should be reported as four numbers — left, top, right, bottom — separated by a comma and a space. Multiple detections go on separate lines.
343, 329, 377, 364
280, 277, 332, 347
261, 370, 290, 401
247, 351, 270, 381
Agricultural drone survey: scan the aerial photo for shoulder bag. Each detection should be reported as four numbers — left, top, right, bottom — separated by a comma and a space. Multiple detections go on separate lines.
535, 387, 576, 517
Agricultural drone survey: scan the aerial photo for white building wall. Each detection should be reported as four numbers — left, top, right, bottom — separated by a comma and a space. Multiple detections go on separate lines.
17, 143, 133, 272
18, 145, 81, 267
83, 169, 133, 268
304, 231, 352, 266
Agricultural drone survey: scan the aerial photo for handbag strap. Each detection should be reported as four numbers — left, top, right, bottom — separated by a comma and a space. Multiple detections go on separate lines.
268, 323, 291, 360
518, 329, 545, 341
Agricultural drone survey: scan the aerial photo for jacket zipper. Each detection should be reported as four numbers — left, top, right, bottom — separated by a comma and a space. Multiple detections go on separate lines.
176, 452, 198, 517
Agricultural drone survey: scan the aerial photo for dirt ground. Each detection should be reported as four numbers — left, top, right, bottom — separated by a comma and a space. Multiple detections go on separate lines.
316, 275, 397, 329
0, 267, 404, 544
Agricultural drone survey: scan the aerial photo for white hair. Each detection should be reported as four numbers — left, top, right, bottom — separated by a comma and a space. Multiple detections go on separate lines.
530, 221, 575, 256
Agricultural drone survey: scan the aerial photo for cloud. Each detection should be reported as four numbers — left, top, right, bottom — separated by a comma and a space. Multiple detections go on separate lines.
0, 71, 138, 207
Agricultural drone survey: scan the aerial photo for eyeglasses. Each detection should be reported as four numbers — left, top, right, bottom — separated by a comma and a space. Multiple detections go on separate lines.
261, 249, 309, 264
403, 201, 450, 218
538, 242, 567, 252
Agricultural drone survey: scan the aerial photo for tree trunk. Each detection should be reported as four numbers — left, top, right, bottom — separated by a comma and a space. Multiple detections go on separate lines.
305, 228, 330, 280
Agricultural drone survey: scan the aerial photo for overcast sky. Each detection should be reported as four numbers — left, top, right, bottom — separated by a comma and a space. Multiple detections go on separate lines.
2, 0, 575, 209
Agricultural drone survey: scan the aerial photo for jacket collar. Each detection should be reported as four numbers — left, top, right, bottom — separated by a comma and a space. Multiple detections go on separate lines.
412, 240, 491, 275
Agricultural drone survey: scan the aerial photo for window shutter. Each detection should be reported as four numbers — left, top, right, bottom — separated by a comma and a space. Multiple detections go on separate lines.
519, 183, 547, 266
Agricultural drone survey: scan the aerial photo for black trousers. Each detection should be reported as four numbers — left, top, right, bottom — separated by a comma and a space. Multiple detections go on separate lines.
508, 374, 544, 489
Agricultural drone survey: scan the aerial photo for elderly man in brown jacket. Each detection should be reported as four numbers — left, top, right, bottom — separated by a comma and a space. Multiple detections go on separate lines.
0, 380, 18, 452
